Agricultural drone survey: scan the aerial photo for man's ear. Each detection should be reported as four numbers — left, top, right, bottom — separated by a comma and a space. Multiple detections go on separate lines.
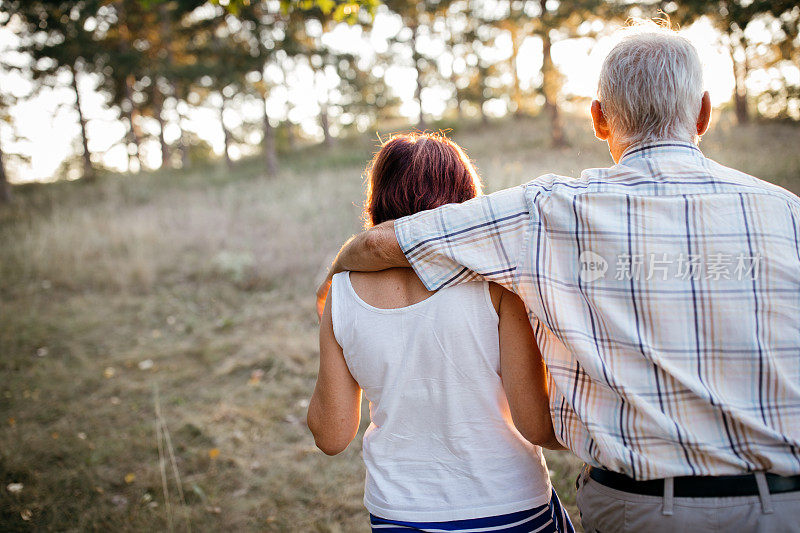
696, 91, 712, 136
591, 100, 610, 140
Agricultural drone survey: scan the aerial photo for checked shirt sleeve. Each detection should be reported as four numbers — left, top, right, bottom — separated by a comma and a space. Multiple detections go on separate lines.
394, 185, 531, 292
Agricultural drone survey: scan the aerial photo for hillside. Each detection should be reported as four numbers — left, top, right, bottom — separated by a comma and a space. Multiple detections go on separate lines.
2, 114, 800, 531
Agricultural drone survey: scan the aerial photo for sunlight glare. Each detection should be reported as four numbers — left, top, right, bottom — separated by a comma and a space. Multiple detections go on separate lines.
0, 12, 743, 183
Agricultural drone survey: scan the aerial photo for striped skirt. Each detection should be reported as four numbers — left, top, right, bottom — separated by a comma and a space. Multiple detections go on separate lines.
369, 488, 574, 533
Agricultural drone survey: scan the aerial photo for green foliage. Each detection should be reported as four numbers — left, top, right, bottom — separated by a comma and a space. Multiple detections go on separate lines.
280, 0, 381, 22
0, 0, 798, 183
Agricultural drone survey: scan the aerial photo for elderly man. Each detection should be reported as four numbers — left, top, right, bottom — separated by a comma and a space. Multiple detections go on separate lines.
317, 24, 800, 531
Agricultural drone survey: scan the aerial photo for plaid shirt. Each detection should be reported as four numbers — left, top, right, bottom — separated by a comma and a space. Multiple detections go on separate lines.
395, 141, 800, 480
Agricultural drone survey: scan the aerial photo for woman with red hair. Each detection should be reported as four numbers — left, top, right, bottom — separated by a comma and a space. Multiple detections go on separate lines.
308, 132, 573, 532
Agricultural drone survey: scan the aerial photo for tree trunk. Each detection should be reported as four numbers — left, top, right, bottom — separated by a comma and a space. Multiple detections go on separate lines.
219, 93, 233, 170
118, 8, 143, 172
170, 82, 189, 169
479, 65, 489, 125
313, 67, 334, 147
451, 73, 463, 120
177, 118, 189, 169
280, 62, 296, 150
285, 120, 296, 150
153, 85, 170, 168
124, 75, 145, 171
159, 3, 188, 167
123, 108, 138, 173
69, 63, 95, 181
174, 93, 189, 169
448, 44, 462, 120
0, 138, 11, 204
509, 24, 524, 118
411, 23, 426, 129
445, 19, 462, 121
262, 92, 278, 177
319, 103, 333, 148
540, 25, 568, 148
124, 79, 144, 172
729, 35, 750, 124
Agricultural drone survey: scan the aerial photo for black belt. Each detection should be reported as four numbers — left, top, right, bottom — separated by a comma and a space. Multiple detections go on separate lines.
589, 467, 800, 498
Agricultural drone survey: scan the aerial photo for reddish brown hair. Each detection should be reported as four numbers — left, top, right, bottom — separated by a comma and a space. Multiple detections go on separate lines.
363, 132, 483, 228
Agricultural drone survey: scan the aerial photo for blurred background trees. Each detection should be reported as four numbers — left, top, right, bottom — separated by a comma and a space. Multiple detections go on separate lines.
0, 0, 798, 189
1, 4, 797, 529
661, 0, 800, 124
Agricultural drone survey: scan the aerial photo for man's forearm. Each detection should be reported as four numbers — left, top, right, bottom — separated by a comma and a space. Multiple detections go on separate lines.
316, 221, 410, 317
329, 221, 409, 275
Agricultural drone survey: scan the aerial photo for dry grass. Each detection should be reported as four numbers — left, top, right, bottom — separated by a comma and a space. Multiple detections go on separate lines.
1, 113, 799, 531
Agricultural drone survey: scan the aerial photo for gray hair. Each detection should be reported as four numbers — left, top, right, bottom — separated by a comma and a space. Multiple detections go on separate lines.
598, 21, 704, 146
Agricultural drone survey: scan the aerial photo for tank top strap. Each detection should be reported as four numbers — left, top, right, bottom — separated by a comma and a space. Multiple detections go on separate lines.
479, 280, 496, 318
441, 279, 497, 322
330, 271, 354, 347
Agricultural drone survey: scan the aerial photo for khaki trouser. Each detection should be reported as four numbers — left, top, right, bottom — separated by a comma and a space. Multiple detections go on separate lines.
576, 467, 800, 533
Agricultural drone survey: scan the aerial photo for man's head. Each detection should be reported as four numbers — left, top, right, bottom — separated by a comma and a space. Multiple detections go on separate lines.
591, 21, 712, 162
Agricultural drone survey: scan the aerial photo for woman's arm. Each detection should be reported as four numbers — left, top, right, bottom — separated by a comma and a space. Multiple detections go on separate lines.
307, 295, 362, 455
493, 284, 565, 450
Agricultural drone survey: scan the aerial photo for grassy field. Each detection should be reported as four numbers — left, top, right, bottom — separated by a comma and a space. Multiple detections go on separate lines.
1, 113, 799, 532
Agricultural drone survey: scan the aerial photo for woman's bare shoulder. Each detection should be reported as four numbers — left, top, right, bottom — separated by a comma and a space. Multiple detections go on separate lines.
349, 269, 433, 309
348, 269, 399, 288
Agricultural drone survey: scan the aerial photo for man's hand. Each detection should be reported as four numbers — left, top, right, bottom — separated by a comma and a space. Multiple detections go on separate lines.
314, 221, 409, 318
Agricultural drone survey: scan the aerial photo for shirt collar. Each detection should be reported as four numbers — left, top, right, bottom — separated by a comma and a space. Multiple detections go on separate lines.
619, 140, 704, 165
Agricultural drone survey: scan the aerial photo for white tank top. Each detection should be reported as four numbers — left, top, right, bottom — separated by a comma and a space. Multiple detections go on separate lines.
330, 272, 552, 522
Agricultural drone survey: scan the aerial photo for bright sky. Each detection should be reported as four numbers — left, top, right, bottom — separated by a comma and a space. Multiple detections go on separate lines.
0, 13, 744, 183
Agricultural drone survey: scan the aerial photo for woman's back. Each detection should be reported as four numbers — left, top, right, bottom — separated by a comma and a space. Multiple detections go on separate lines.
347, 268, 434, 309
330, 270, 552, 522
308, 132, 570, 531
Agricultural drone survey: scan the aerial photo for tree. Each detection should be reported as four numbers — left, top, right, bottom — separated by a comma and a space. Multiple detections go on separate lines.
536, 0, 618, 147
283, 9, 342, 146
0, 20, 36, 197
481, 0, 622, 145
3, 0, 104, 181
495, 1, 535, 117
98, 0, 148, 172
662, 1, 753, 123
100, 0, 203, 172
460, 7, 502, 124
278, 56, 300, 150
663, 0, 800, 124
238, 3, 291, 175
152, 0, 203, 168
441, 3, 468, 119
182, 8, 261, 169
0, 96, 32, 201
539, 3, 567, 146
0, 143, 10, 204
384, 0, 455, 129
0, 99, 14, 203
757, 2, 800, 119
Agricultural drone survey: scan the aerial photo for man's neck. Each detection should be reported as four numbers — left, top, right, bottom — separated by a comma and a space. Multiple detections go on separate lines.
608, 136, 698, 164
608, 137, 628, 164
